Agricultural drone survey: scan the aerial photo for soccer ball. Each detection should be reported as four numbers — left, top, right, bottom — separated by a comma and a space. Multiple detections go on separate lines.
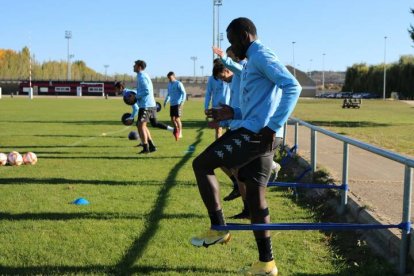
7, 151, 23, 166
0, 153, 7, 166
121, 113, 134, 126
23, 152, 38, 165
128, 131, 139, 140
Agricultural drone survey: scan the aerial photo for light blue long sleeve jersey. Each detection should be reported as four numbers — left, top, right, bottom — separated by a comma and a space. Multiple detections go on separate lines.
218, 57, 246, 129
164, 80, 186, 106
204, 76, 231, 110
136, 71, 156, 108
233, 40, 302, 137
122, 89, 139, 119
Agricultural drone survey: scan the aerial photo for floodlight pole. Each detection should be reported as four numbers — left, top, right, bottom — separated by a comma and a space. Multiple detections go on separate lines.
322, 53, 326, 91
200, 65, 204, 76
292, 41, 296, 77
65, 30, 72, 81
104, 65, 109, 80
383, 36, 387, 100
190, 56, 197, 78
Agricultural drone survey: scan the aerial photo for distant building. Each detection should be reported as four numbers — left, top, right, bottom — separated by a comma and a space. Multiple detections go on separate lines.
286, 66, 317, 97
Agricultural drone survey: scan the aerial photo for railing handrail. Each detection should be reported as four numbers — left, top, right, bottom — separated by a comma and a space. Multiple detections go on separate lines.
289, 117, 414, 168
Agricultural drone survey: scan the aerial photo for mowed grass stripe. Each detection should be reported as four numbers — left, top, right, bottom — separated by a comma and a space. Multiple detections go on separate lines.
0, 98, 395, 275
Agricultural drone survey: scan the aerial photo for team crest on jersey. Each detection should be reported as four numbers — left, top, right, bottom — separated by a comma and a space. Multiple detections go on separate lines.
224, 144, 233, 153
233, 138, 242, 147
241, 134, 251, 142
215, 150, 224, 159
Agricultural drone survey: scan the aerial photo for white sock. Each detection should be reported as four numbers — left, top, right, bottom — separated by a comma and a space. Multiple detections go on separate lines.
179, 130, 183, 138
167, 126, 174, 132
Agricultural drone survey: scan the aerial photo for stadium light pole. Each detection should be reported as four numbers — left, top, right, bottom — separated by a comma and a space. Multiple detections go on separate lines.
292, 41, 296, 77
219, 33, 224, 49
200, 65, 204, 76
190, 56, 197, 78
104, 65, 109, 80
215, 0, 222, 49
322, 53, 326, 91
65, 30, 72, 81
383, 36, 387, 100
308, 59, 313, 78
68, 54, 74, 80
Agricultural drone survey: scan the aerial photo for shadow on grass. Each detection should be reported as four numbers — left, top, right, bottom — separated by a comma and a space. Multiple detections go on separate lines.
0, 177, 196, 187
0, 264, 233, 275
113, 128, 204, 274
0, 212, 204, 221
306, 120, 391, 128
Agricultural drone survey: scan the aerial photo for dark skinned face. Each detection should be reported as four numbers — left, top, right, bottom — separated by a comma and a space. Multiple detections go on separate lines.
227, 28, 249, 60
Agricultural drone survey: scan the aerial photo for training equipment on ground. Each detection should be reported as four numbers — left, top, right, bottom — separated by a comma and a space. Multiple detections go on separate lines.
0, 153, 7, 166
121, 113, 134, 126
128, 131, 139, 140
23, 152, 38, 165
7, 151, 23, 166
156, 102, 162, 112
123, 91, 136, 105
72, 197, 90, 205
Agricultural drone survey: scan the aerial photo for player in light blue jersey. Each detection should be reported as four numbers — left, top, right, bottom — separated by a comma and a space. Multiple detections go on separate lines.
164, 71, 186, 140
191, 18, 301, 276
131, 60, 177, 154
204, 59, 231, 139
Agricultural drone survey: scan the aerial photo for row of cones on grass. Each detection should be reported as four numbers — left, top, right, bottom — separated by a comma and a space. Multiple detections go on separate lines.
0, 151, 37, 166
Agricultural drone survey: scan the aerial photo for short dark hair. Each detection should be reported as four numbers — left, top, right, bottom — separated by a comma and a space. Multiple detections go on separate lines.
135, 60, 146, 70
226, 17, 257, 36
114, 81, 125, 89
213, 58, 221, 65
226, 46, 233, 53
167, 71, 175, 77
213, 62, 226, 79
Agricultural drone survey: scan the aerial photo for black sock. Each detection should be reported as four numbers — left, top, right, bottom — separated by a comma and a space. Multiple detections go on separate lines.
142, 144, 149, 151
208, 209, 226, 226
148, 139, 155, 148
256, 237, 274, 262
230, 175, 238, 190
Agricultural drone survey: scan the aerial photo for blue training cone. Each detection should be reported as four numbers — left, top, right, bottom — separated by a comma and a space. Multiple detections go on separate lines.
72, 197, 90, 205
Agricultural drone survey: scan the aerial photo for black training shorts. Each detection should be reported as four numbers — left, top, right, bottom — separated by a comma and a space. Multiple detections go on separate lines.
170, 104, 182, 118
137, 107, 157, 124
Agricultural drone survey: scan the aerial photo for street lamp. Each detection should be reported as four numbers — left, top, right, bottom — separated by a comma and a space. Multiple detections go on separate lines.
104, 65, 109, 80
292, 41, 296, 77
190, 56, 197, 77
383, 36, 387, 100
200, 65, 204, 76
65, 30, 72, 80
322, 53, 326, 91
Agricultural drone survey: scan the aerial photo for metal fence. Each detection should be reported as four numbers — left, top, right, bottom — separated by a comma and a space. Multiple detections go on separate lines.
283, 117, 414, 275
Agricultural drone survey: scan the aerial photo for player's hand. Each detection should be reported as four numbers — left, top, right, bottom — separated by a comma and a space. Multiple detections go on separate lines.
258, 126, 276, 151
206, 104, 234, 122
212, 46, 224, 58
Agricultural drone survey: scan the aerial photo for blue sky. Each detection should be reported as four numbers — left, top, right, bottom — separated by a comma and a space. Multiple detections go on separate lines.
1, 0, 413, 78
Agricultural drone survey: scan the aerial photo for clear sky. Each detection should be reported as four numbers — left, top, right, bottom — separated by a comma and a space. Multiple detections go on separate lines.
1, 0, 413, 78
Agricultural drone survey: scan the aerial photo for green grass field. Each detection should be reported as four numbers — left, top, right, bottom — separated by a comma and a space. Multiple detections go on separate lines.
0, 98, 397, 275
292, 99, 414, 156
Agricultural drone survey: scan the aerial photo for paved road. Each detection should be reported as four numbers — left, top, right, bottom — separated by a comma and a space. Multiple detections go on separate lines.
284, 121, 412, 225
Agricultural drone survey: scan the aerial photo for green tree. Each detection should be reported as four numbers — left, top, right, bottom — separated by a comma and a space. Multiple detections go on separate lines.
409, 8, 414, 45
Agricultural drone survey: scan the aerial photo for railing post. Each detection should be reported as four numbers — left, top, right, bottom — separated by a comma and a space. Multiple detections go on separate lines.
311, 130, 317, 173
294, 121, 299, 153
282, 121, 287, 150
340, 142, 349, 214
399, 165, 413, 275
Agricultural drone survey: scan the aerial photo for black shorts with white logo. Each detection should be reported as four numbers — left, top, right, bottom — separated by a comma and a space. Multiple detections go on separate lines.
170, 104, 181, 118
137, 107, 157, 124
195, 128, 282, 187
